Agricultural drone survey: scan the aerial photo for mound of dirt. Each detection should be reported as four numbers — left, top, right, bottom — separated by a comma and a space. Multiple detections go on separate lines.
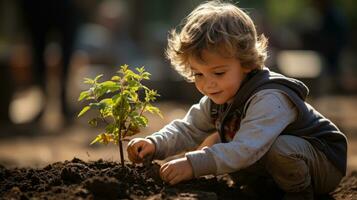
0, 158, 356, 200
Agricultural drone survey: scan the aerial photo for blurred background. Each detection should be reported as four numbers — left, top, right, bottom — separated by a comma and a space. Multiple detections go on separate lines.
0, 0, 356, 172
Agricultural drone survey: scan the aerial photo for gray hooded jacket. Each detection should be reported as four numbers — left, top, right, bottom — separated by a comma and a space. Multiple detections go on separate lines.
147, 68, 347, 176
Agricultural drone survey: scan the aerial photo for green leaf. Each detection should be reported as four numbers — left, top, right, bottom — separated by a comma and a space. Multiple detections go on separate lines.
125, 69, 141, 81
141, 72, 151, 80
88, 118, 98, 127
145, 89, 159, 102
134, 115, 148, 127
90, 135, 102, 145
128, 91, 138, 102
136, 66, 145, 74
84, 78, 94, 84
93, 85, 107, 99
145, 104, 163, 118
99, 81, 120, 93
78, 90, 91, 101
112, 95, 130, 121
111, 75, 121, 81
100, 98, 113, 105
94, 74, 103, 82
112, 93, 121, 102
78, 106, 90, 117
94, 99, 112, 117
118, 64, 129, 75
105, 124, 117, 134
89, 102, 106, 110
90, 133, 114, 145
127, 80, 140, 91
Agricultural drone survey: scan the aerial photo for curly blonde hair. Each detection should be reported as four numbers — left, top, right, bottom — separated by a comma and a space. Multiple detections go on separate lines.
166, 1, 268, 82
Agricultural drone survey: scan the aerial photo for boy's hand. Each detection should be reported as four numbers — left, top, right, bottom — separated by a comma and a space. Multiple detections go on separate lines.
127, 138, 155, 163
160, 157, 194, 185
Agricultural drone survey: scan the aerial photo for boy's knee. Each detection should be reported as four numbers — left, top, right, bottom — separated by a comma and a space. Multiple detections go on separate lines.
265, 135, 298, 159
264, 135, 311, 192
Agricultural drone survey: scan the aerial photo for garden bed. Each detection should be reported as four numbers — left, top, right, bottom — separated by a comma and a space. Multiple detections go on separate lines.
1, 158, 356, 200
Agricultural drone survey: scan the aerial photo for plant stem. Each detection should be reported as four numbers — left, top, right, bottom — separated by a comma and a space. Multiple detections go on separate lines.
118, 131, 125, 167
117, 113, 125, 167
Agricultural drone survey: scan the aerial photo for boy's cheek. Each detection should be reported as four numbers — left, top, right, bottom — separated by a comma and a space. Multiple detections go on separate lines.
194, 84, 205, 95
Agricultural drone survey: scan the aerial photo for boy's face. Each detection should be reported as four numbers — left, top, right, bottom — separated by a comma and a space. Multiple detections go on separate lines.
189, 50, 251, 104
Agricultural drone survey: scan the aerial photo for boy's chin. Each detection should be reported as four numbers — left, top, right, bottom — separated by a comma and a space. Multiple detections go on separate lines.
208, 97, 229, 105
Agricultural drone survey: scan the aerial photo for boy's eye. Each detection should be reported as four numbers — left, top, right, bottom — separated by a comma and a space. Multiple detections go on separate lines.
193, 72, 203, 77
214, 72, 225, 76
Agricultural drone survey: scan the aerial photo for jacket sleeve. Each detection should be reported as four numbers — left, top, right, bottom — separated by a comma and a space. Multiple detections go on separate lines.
146, 96, 216, 160
185, 89, 298, 177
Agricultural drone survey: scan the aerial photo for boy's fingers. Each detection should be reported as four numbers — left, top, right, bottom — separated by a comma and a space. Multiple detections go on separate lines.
138, 144, 150, 159
127, 144, 142, 163
169, 175, 181, 185
159, 162, 169, 176
128, 150, 138, 162
127, 139, 135, 147
165, 169, 177, 183
127, 139, 154, 163
160, 164, 173, 182
127, 149, 137, 163
127, 145, 137, 157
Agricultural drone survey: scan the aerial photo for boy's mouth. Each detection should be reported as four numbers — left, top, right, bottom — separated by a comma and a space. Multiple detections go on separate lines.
208, 91, 222, 96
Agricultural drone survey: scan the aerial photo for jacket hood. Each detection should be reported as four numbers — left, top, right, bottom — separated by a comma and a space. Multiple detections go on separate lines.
229, 68, 309, 110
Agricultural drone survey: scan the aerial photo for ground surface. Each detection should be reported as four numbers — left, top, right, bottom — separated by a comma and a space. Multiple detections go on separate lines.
1, 158, 356, 200
0, 96, 357, 199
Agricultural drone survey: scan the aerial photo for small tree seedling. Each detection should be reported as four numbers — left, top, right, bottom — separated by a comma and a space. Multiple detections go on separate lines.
78, 65, 162, 167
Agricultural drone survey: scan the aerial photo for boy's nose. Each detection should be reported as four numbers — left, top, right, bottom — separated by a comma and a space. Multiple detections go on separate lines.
204, 78, 216, 90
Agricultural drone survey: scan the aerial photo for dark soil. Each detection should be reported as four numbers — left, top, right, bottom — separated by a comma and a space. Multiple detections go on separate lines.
0, 158, 356, 200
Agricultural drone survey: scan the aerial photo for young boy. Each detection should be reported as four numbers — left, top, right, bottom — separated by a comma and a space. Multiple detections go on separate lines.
127, 1, 347, 199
